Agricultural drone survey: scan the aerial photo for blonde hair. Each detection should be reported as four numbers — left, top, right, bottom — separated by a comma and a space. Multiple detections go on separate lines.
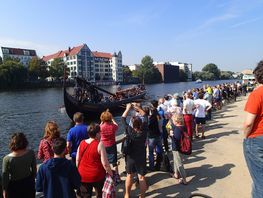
44, 121, 60, 140
100, 110, 113, 122
172, 114, 184, 125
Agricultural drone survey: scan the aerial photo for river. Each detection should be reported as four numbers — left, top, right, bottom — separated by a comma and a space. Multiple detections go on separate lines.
0, 80, 236, 162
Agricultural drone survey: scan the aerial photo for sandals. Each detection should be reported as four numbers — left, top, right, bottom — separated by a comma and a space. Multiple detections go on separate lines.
178, 178, 187, 185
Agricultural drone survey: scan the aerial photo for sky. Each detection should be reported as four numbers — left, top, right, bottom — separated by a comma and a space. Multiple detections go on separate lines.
0, 0, 263, 72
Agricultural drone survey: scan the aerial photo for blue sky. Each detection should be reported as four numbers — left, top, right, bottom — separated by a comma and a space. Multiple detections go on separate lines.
0, 0, 263, 71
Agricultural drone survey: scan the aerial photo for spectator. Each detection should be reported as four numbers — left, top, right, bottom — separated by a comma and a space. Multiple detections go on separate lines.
122, 104, 148, 198
76, 123, 113, 198
100, 110, 121, 183
36, 137, 81, 198
38, 121, 60, 162
158, 98, 169, 152
166, 114, 187, 185
2, 133, 36, 198
148, 100, 163, 171
67, 112, 88, 163
183, 92, 195, 140
194, 93, 212, 139
243, 60, 263, 198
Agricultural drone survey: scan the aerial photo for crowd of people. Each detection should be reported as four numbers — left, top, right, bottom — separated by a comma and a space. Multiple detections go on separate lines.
1, 77, 258, 198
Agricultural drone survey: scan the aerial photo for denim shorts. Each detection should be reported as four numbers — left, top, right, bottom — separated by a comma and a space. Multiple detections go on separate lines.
243, 136, 263, 198
105, 144, 117, 166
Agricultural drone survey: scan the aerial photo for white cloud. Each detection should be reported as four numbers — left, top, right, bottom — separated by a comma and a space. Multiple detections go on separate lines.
231, 17, 262, 28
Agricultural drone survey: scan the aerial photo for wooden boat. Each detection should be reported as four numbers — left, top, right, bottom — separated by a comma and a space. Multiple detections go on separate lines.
64, 78, 146, 120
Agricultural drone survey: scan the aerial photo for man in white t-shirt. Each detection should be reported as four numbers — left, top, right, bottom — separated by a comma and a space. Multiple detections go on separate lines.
183, 92, 195, 140
194, 92, 212, 138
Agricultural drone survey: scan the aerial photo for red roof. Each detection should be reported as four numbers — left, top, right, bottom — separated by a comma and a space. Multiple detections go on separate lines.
92, 51, 112, 59
1, 47, 36, 56
42, 44, 84, 61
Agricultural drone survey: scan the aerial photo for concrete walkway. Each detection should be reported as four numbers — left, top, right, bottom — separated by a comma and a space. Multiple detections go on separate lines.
116, 96, 252, 198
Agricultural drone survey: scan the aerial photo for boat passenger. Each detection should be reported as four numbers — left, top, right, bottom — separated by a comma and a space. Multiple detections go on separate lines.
2, 133, 36, 198
38, 121, 60, 162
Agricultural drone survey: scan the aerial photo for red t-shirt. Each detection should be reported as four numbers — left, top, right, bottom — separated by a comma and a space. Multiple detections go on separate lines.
78, 140, 106, 183
100, 122, 118, 147
244, 85, 263, 138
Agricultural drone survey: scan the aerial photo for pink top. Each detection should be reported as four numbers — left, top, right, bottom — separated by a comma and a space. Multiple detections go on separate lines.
100, 122, 118, 147
38, 138, 54, 162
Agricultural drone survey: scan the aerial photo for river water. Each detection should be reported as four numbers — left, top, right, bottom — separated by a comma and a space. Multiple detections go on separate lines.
0, 80, 236, 162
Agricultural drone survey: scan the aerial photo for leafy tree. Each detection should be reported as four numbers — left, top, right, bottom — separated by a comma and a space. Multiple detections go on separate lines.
193, 71, 202, 81
28, 57, 49, 80
0, 56, 3, 65
220, 71, 233, 79
48, 58, 65, 80
202, 63, 221, 79
123, 66, 132, 83
0, 60, 27, 88
134, 55, 162, 84
201, 71, 215, 80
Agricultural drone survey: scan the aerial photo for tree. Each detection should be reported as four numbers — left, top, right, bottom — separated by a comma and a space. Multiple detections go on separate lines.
0, 56, 3, 65
28, 57, 49, 80
134, 55, 162, 84
0, 60, 27, 88
220, 71, 233, 79
202, 63, 221, 79
123, 66, 132, 83
48, 58, 65, 80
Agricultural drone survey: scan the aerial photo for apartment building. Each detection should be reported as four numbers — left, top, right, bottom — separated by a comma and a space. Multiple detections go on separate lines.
1, 46, 37, 67
155, 63, 179, 83
43, 44, 123, 82
92, 51, 123, 82
43, 44, 95, 81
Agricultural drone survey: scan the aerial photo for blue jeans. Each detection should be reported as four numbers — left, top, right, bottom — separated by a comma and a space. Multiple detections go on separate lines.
148, 137, 163, 170
243, 136, 263, 198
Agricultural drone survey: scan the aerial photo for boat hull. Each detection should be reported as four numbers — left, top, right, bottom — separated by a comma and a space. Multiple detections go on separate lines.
64, 88, 146, 120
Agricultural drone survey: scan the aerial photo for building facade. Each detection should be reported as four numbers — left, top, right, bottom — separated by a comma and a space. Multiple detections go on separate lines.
1, 46, 37, 67
93, 51, 123, 82
128, 64, 140, 71
43, 44, 123, 82
169, 62, 192, 81
155, 63, 179, 83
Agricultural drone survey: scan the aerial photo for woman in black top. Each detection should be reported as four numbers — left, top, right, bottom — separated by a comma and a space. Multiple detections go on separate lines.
122, 103, 148, 198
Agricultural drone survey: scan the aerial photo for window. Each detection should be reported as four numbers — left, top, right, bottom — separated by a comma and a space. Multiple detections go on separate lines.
2, 48, 9, 54
74, 61, 76, 64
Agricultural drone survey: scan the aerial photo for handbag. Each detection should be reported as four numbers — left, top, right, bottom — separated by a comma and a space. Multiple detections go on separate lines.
178, 126, 192, 155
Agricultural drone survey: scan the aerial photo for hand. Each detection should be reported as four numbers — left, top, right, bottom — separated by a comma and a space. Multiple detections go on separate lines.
126, 103, 132, 110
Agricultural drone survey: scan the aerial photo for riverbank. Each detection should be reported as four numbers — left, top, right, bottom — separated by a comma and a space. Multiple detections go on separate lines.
115, 96, 251, 197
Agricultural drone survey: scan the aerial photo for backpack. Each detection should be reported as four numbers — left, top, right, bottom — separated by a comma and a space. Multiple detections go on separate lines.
179, 126, 192, 155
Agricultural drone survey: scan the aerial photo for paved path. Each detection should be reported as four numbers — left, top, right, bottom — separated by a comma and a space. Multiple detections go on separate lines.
116, 96, 252, 198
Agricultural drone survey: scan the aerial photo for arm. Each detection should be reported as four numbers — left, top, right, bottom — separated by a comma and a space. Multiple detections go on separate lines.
122, 103, 132, 118
243, 112, 257, 138
206, 101, 212, 111
36, 166, 43, 192
37, 140, 44, 160
98, 142, 113, 176
31, 150, 37, 178
2, 157, 10, 198
75, 146, 80, 167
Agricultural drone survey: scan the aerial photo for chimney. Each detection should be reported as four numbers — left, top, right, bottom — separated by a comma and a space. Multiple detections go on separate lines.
68, 46, 71, 52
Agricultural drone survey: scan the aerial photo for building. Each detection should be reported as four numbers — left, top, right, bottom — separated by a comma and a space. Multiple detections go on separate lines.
169, 62, 193, 81
128, 64, 140, 71
43, 44, 123, 82
93, 51, 123, 82
154, 61, 193, 81
155, 63, 179, 83
1, 46, 37, 67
